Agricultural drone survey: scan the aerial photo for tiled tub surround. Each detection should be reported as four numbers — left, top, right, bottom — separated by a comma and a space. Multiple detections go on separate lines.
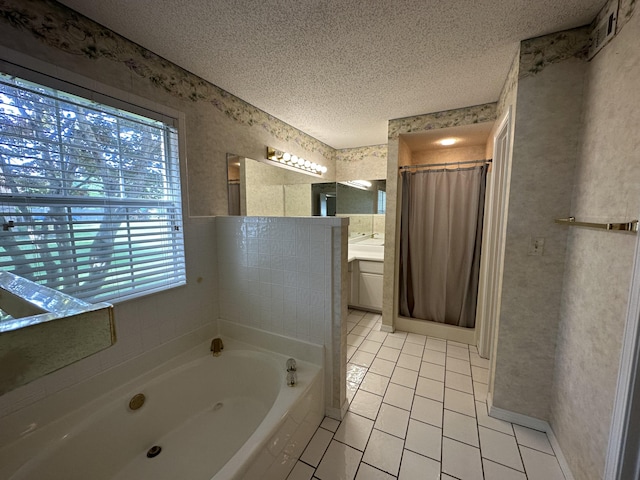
288, 310, 568, 480
215, 216, 349, 418
0, 335, 324, 480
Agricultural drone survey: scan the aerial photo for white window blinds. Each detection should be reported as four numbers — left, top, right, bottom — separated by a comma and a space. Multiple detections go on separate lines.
0, 72, 186, 304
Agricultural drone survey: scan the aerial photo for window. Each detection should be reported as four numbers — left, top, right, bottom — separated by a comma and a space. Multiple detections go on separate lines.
0, 72, 185, 304
377, 189, 386, 214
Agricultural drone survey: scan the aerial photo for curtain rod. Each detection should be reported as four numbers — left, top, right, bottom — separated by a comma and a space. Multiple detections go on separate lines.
399, 158, 492, 171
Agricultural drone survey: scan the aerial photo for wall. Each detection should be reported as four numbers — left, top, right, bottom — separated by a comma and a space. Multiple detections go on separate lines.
336, 145, 387, 181
0, 0, 334, 417
550, 10, 640, 478
491, 27, 589, 421
411, 145, 487, 165
216, 216, 348, 416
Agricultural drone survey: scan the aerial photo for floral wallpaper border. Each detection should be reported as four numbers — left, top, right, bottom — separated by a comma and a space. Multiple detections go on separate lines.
519, 26, 590, 79
336, 144, 387, 163
388, 103, 497, 139
0, 0, 334, 159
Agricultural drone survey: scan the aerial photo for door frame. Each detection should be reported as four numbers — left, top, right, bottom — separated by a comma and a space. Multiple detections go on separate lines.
476, 107, 513, 359
605, 223, 640, 478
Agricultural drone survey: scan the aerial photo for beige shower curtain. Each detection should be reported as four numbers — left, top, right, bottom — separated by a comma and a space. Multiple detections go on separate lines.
399, 164, 487, 328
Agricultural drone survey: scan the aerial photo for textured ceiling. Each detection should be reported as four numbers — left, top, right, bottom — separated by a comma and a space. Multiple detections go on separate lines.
58, 0, 603, 149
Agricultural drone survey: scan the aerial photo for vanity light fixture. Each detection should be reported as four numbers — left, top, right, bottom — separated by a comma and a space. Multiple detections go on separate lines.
266, 147, 328, 176
439, 138, 457, 146
342, 180, 372, 190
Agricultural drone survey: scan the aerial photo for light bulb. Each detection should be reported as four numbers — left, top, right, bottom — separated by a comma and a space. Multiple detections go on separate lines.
304, 160, 311, 168
297, 157, 305, 165
439, 138, 456, 146
320, 166, 328, 173
311, 162, 318, 170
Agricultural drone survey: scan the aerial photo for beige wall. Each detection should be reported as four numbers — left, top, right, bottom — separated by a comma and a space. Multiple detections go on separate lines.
550, 11, 640, 478
336, 145, 387, 181
492, 46, 587, 420
411, 145, 487, 165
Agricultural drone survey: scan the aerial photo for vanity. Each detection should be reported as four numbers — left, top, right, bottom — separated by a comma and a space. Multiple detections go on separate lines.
347, 238, 384, 312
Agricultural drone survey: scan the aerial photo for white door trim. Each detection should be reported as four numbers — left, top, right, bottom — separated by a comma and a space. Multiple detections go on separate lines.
477, 107, 512, 359
605, 224, 640, 478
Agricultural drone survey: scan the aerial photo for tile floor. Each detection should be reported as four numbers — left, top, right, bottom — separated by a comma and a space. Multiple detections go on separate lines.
288, 309, 566, 480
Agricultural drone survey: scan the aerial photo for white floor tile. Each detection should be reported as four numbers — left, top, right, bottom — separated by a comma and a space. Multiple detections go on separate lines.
301, 427, 334, 467
483, 458, 527, 480
351, 325, 372, 337
360, 372, 390, 396
479, 426, 524, 472
374, 403, 410, 439
359, 340, 383, 355
334, 412, 374, 451
471, 365, 489, 384
362, 429, 404, 476
287, 461, 315, 480
347, 381, 359, 403
347, 363, 368, 385
321, 416, 341, 432
405, 332, 427, 345
420, 361, 446, 382
347, 321, 358, 333
376, 346, 401, 362
446, 357, 471, 376
475, 401, 513, 435
347, 345, 358, 361
443, 409, 479, 447
425, 337, 447, 353
405, 418, 442, 460
315, 440, 363, 480
366, 330, 388, 343
382, 335, 405, 349
447, 344, 470, 360
520, 446, 565, 480
470, 352, 490, 368
368, 358, 395, 377
401, 342, 424, 357
423, 349, 446, 366
387, 330, 408, 340
355, 463, 395, 480
447, 340, 469, 348
350, 390, 383, 420
410, 395, 443, 428
383, 383, 414, 411
398, 450, 440, 480
396, 353, 421, 371
442, 437, 483, 480
415, 376, 445, 402
348, 333, 366, 348
351, 350, 376, 368
473, 381, 487, 402
445, 370, 474, 394
513, 424, 554, 455
444, 388, 476, 417
390, 366, 419, 389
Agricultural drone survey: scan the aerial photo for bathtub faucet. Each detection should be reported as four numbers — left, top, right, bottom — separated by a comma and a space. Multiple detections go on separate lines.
210, 337, 224, 356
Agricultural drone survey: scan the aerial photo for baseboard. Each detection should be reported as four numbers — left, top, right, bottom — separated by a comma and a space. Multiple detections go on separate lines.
326, 399, 350, 421
395, 315, 475, 344
487, 393, 575, 480
380, 324, 394, 333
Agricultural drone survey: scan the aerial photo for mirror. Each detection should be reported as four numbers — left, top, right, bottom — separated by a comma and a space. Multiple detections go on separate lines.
227, 154, 387, 240
0, 271, 115, 395
227, 154, 386, 216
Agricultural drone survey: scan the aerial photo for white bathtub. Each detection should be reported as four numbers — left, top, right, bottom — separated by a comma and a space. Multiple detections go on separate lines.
0, 338, 324, 480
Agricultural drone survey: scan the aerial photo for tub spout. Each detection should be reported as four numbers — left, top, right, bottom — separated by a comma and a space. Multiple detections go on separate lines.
210, 337, 224, 356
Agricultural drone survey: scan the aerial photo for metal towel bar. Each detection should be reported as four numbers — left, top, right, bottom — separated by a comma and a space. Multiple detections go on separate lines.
554, 217, 638, 233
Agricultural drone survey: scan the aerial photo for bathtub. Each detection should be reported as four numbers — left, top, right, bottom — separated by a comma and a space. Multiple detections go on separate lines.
0, 338, 324, 480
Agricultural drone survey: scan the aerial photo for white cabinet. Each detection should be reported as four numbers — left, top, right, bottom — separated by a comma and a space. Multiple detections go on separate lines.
348, 259, 383, 312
